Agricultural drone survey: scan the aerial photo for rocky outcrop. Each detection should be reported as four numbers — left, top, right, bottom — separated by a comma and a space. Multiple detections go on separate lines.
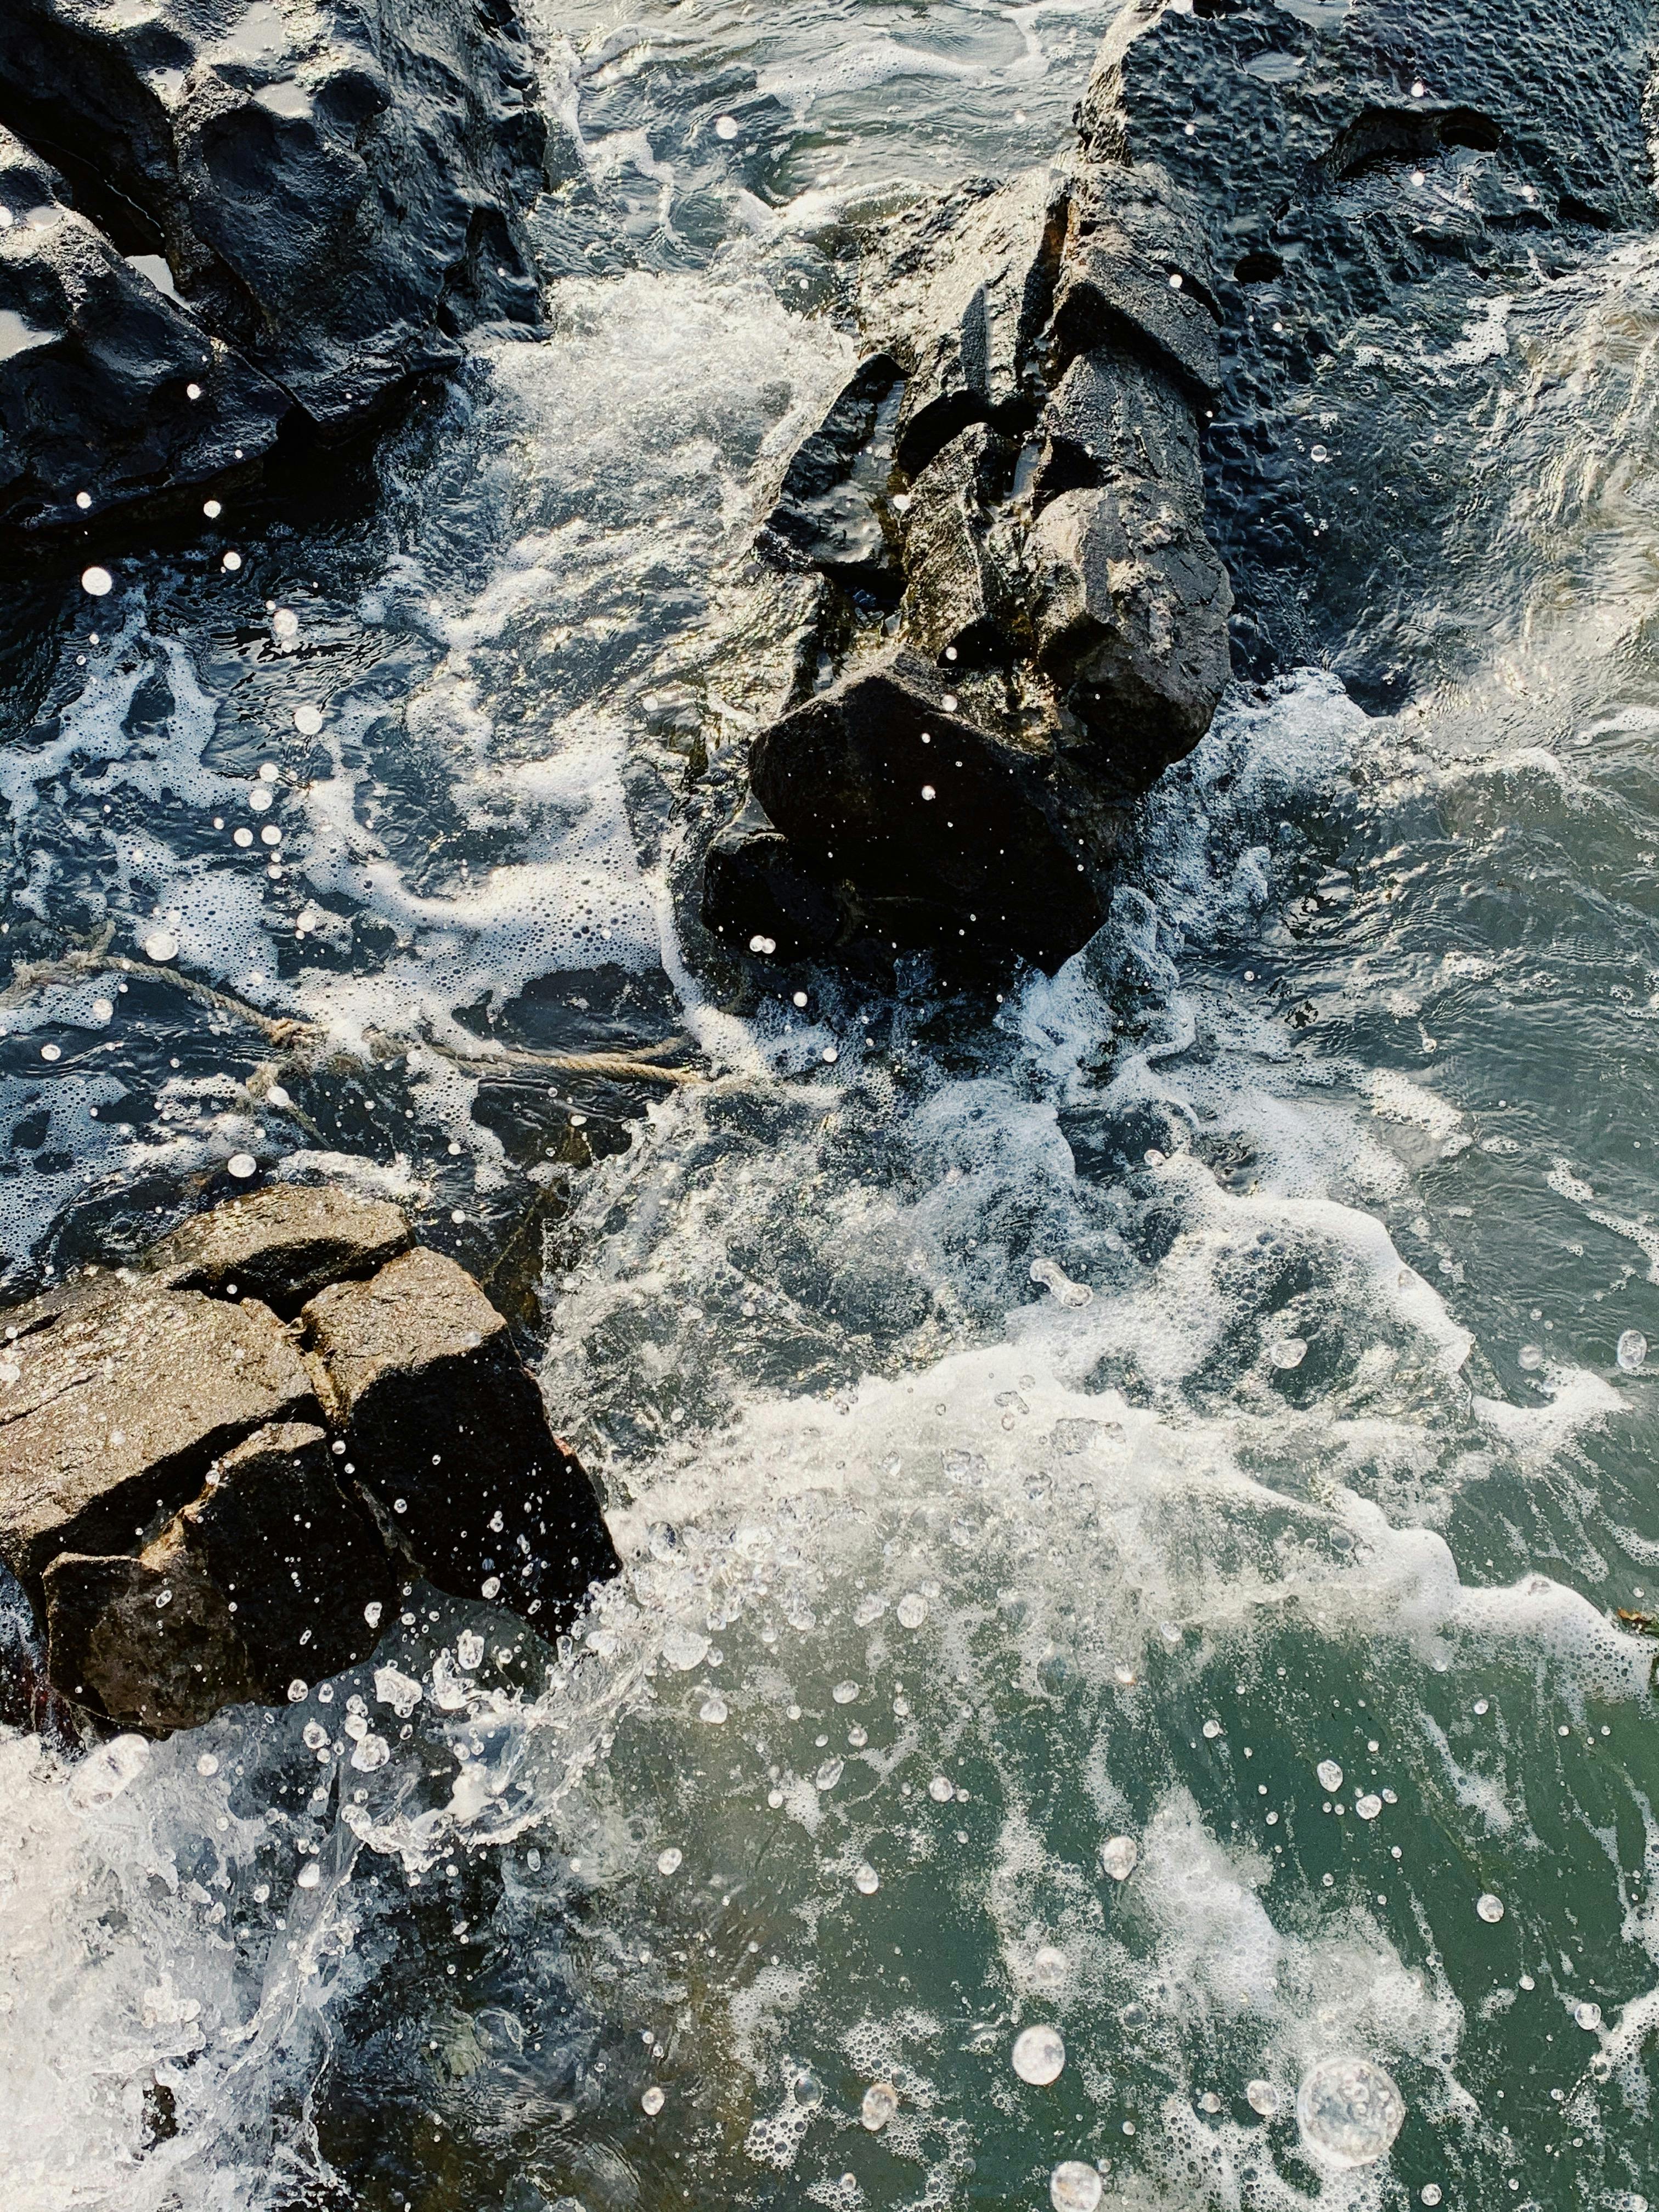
704, 151, 1234, 973
0, 1187, 618, 1734
0, 0, 552, 534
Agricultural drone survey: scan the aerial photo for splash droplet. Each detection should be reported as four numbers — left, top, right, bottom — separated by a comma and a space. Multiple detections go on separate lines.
1012, 2025, 1066, 2085
1050, 2161, 1102, 2212
80, 566, 114, 597
861, 2081, 898, 2131
1099, 1835, 1138, 1882
1295, 2055, 1405, 2168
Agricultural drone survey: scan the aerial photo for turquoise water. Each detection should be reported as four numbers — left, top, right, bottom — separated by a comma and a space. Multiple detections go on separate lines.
3, 5, 1659, 2210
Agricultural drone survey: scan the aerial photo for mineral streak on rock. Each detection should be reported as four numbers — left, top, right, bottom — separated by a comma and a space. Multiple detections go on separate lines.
0, 1190, 618, 1734
0, 0, 554, 532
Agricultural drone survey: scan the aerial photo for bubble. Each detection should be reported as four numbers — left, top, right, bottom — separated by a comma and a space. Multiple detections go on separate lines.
662, 1626, 709, 1672
642, 2085, 665, 2115
350, 1733, 390, 1771
1310, 443, 1329, 462
1202, 1719, 1222, 1739
227, 1153, 258, 1178
657, 1847, 683, 1875
287, 1679, 308, 1702
1476, 1892, 1504, 1923
1295, 2055, 1406, 2168
1031, 1945, 1068, 1989
832, 1680, 860, 1704
792, 2070, 823, 2108
195, 1753, 219, 1776
91, 998, 114, 1022
1575, 2000, 1603, 2030
294, 703, 324, 736
248, 785, 274, 812
223, 550, 242, 572
1421, 2190, 1443, 2207
861, 2081, 898, 2131
38, 1043, 60, 1063
1269, 1336, 1308, 1369
1355, 1793, 1382, 1820
928, 1776, 953, 1802
303, 1721, 328, 1750
1099, 1835, 1138, 1882
80, 566, 114, 597
272, 608, 299, 640
854, 1863, 879, 1894
1246, 2079, 1280, 2119
896, 1592, 928, 1628
66, 1734, 149, 1809
1050, 2160, 1103, 2212
144, 930, 179, 962
1617, 1329, 1647, 1371
1012, 2025, 1066, 2085
815, 1758, 843, 1790
456, 1629, 484, 1669
296, 1861, 322, 1891
698, 1693, 729, 1724
1519, 1342, 1544, 1368
714, 114, 740, 139
1316, 1759, 1344, 1792
363, 1601, 382, 1629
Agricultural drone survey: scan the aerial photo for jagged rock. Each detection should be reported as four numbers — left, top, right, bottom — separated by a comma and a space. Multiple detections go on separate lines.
702, 792, 848, 958
144, 1182, 412, 1316
44, 1420, 391, 1732
1035, 345, 1201, 505
1050, 236, 1221, 407
0, 1279, 318, 1593
898, 424, 1020, 663
1029, 479, 1233, 782
0, 1191, 621, 1733
883, 167, 1070, 476
0, 0, 551, 532
744, 647, 1114, 969
0, 126, 292, 531
303, 1246, 619, 1625
759, 351, 904, 582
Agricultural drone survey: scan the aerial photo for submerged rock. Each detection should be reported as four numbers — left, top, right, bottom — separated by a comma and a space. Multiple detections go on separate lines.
0, 0, 552, 533
0, 1188, 618, 1733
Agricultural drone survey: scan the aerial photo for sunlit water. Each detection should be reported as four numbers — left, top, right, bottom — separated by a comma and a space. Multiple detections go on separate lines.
4, 5, 1659, 2210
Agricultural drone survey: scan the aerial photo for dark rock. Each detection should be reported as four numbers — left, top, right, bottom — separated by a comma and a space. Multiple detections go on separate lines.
303, 1246, 619, 1627
760, 352, 904, 582
702, 792, 849, 958
1050, 238, 1222, 407
898, 424, 1020, 664
1036, 345, 1201, 505
0, 126, 292, 531
43, 1420, 391, 1732
144, 1183, 412, 1316
0, 0, 551, 532
1029, 479, 1233, 781
0, 1279, 318, 1595
746, 646, 1115, 970
884, 167, 1070, 476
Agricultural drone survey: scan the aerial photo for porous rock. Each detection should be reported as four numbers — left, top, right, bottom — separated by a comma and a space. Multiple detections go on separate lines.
0, 0, 552, 532
303, 1245, 619, 1626
144, 1182, 412, 1315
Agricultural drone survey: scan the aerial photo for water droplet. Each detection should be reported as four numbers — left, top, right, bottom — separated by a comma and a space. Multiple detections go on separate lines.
896, 1592, 928, 1628
1355, 1793, 1382, 1820
714, 114, 740, 139
861, 2081, 898, 2131
1310, 443, 1329, 462
1295, 2055, 1405, 2168
1421, 2189, 1443, 2208
350, 1733, 390, 1771
662, 1626, 709, 1672
1246, 2079, 1280, 2118
1316, 1759, 1344, 1792
1203, 1718, 1222, 1739
1050, 2161, 1102, 2212
294, 703, 324, 736
792, 2070, 823, 2108
38, 1042, 60, 1062
657, 1847, 682, 1875
203, 498, 222, 519
144, 930, 179, 962
854, 1863, 879, 1894
1269, 1336, 1308, 1369
1099, 1835, 1138, 1882
272, 607, 298, 640
832, 1680, 860, 1704
642, 2085, 666, 2115
1031, 1945, 1067, 1989
296, 1861, 322, 1891
816, 1759, 844, 1791
67, 1734, 150, 1809
1617, 1329, 1647, 1371
227, 1153, 258, 1178
698, 1693, 729, 1724
1575, 2000, 1603, 2030
1476, 1892, 1504, 1923
222, 550, 242, 572
1519, 1342, 1544, 1369
80, 566, 114, 597
1030, 1256, 1093, 1307
928, 1775, 953, 1802
195, 1752, 219, 1776
287, 1679, 308, 1702
1012, 2025, 1066, 2085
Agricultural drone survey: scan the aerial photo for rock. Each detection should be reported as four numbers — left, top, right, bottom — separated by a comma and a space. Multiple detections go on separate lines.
882, 167, 1070, 476
0, 1279, 318, 1595
1029, 479, 1233, 783
1049, 234, 1221, 407
303, 1246, 619, 1624
702, 792, 849, 959
0, 0, 551, 532
1035, 345, 1201, 505
898, 424, 1020, 664
759, 352, 904, 583
144, 1182, 412, 1316
0, 126, 292, 532
744, 646, 1114, 970
43, 1420, 391, 1732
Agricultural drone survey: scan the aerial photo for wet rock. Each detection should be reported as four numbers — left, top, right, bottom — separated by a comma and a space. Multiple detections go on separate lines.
1036, 345, 1203, 505
744, 646, 1113, 970
759, 352, 904, 582
43, 1420, 391, 1733
303, 1246, 619, 1626
702, 792, 849, 959
0, 127, 292, 532
0, 0, 551, 532
0, 1279, 318, 1594
898, 424, 1020, 664
144, 1183, 412, 1317
1050, 233, 1221, 407
1029, 478, 1233, 783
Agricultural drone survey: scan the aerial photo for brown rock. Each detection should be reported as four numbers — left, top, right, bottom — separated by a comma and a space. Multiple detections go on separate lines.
303, 1248, 618, 1627
143, 1184, 412, 1316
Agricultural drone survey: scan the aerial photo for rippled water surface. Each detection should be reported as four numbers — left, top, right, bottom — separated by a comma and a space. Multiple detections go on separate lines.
5, 5, 1659, 2211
